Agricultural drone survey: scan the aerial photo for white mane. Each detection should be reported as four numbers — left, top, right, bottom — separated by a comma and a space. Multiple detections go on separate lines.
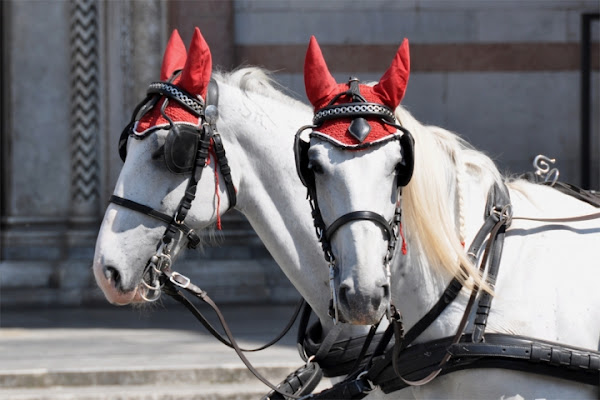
397, 105, 503, 292
213, 67, 307, 109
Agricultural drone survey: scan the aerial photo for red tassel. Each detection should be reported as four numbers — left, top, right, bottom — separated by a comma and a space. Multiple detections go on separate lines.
399, 222, 407, 255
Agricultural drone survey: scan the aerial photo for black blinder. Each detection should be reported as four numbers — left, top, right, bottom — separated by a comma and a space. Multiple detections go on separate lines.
396, 127, 415, 188
163, 124, 201, 174
294, 130, 314, 189
118, 122, 133, 162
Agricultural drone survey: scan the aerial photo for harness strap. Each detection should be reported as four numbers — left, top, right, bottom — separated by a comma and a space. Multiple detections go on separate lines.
376, 333, 600, 393
313, 102, 395, 126
325, 211, 392, 242
211, 132, 237, 209
304, 183, 511, 398
261, 360, 323, 400
108, 195, 201, 248
389, 182, 511, 386
160, 268, 305, 399
472, 183, 510, 342
146, 81, 204, 117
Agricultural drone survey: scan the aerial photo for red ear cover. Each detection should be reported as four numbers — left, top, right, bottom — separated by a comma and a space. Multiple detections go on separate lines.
304, 36, 339, 109
178, 27, 212, 99
302, 37, 410, 146
160, 29, 187, 81
373, 39, 410, 107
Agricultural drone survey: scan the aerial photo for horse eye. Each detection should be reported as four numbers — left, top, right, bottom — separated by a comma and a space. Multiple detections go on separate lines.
151, 145, 165, 160
308, 160, 323, 174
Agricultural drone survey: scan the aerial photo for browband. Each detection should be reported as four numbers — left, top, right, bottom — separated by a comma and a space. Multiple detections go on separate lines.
313, 102, 396, 126
146, 81, 205, 117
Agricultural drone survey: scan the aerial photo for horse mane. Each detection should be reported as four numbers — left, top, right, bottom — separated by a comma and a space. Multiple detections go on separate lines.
213, 67, 309, 110
397, 106, 503, 293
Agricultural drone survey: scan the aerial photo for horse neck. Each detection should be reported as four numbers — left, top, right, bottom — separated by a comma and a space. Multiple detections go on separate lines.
217, 82, 365, 334
390, 116, 496, 341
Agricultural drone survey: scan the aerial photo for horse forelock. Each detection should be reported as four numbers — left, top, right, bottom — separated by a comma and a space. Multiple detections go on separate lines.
397, 106, 501, 293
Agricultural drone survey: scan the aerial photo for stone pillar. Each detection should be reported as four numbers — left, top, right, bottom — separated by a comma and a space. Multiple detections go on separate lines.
70, 0, 101, 221
0, 0, 168, 307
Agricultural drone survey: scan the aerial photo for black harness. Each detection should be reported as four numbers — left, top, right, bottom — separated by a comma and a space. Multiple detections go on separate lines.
108, 75, 326, 399
290, 77, 600, 397
297, 183, 600, 399
108, 74, 600, 399
111, 74, 237, 299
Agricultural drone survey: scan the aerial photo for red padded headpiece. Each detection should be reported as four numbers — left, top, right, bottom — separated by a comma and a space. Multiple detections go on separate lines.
304, 36, 410, 146
135, 28, 212, 135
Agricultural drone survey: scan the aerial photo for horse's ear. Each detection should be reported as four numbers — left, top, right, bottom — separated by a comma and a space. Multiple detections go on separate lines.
373, 39, 410, 107
160, 29, 187, 81
304, 36, 338, 108
179, 27, 212, 99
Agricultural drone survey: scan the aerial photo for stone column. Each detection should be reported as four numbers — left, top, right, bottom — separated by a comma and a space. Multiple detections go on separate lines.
70, 0, 101, 222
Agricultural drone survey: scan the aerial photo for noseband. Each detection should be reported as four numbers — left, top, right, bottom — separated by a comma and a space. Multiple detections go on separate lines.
294, 77, 415, 323
110, 75, 236, 301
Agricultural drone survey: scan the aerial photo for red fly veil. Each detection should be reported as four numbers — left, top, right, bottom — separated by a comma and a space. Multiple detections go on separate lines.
304, 36, 410, 146
134, 28, 212, 135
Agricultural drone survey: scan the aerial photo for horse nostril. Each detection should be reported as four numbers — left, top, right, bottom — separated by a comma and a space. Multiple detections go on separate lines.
338, 284, 349, 307
104, 265, 121, 287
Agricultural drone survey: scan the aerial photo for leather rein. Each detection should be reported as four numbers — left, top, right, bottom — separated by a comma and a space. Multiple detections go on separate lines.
109, 78, 311, 399
299, 181, 600, 399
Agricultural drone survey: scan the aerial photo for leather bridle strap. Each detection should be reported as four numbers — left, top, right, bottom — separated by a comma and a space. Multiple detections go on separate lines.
211, 132, 237, 209
163, 276, 305, 352
160, 268, 305, 399
108, 195, 201, 248
325, 211, 393, 242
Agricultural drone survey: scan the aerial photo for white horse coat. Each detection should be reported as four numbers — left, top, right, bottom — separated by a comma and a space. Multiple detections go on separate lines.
305, 108, 600, 399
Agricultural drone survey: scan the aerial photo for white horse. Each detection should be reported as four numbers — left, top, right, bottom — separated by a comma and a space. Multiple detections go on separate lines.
93, 28, 373, 396
295, 36, 600, 398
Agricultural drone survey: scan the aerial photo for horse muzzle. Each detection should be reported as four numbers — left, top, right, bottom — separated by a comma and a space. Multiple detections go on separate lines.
336, 275, 390, 325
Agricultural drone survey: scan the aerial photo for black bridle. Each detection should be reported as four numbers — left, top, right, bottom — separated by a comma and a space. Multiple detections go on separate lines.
110, 75, 236, 301
294, 77, 415, 323
107, 76, 323, 399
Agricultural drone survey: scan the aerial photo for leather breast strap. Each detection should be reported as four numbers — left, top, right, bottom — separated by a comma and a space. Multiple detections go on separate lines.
377, 333, 600, 393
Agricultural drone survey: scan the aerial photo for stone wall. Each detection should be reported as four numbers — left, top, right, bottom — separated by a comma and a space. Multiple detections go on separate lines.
0, 0, 292, 308
235, 0, 599, 185
1, 0, 598, 308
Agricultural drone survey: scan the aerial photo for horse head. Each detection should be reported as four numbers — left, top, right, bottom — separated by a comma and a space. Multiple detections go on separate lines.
93, 28, 236, 305
295, 36, 413, 325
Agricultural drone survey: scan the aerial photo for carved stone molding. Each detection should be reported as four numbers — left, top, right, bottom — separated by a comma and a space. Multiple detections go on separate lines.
70, 0, 100, 219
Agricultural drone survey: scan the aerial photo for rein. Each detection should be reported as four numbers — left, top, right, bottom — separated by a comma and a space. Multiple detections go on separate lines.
301, 180, 600, 398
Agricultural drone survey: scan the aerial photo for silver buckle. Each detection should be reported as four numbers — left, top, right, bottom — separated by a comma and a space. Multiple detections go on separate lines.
170, 271, 191, 289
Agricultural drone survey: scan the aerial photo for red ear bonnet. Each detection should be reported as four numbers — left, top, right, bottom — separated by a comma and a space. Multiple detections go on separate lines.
178, 27, 212, 100
135, 27, 212, 135
304, 36, 339, 108
160, 29, 187, 81
373, 39, 410, 107
304, 37, 410, 146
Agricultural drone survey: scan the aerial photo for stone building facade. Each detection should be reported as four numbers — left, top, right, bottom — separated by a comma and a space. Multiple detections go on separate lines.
1, 0, 598, 308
